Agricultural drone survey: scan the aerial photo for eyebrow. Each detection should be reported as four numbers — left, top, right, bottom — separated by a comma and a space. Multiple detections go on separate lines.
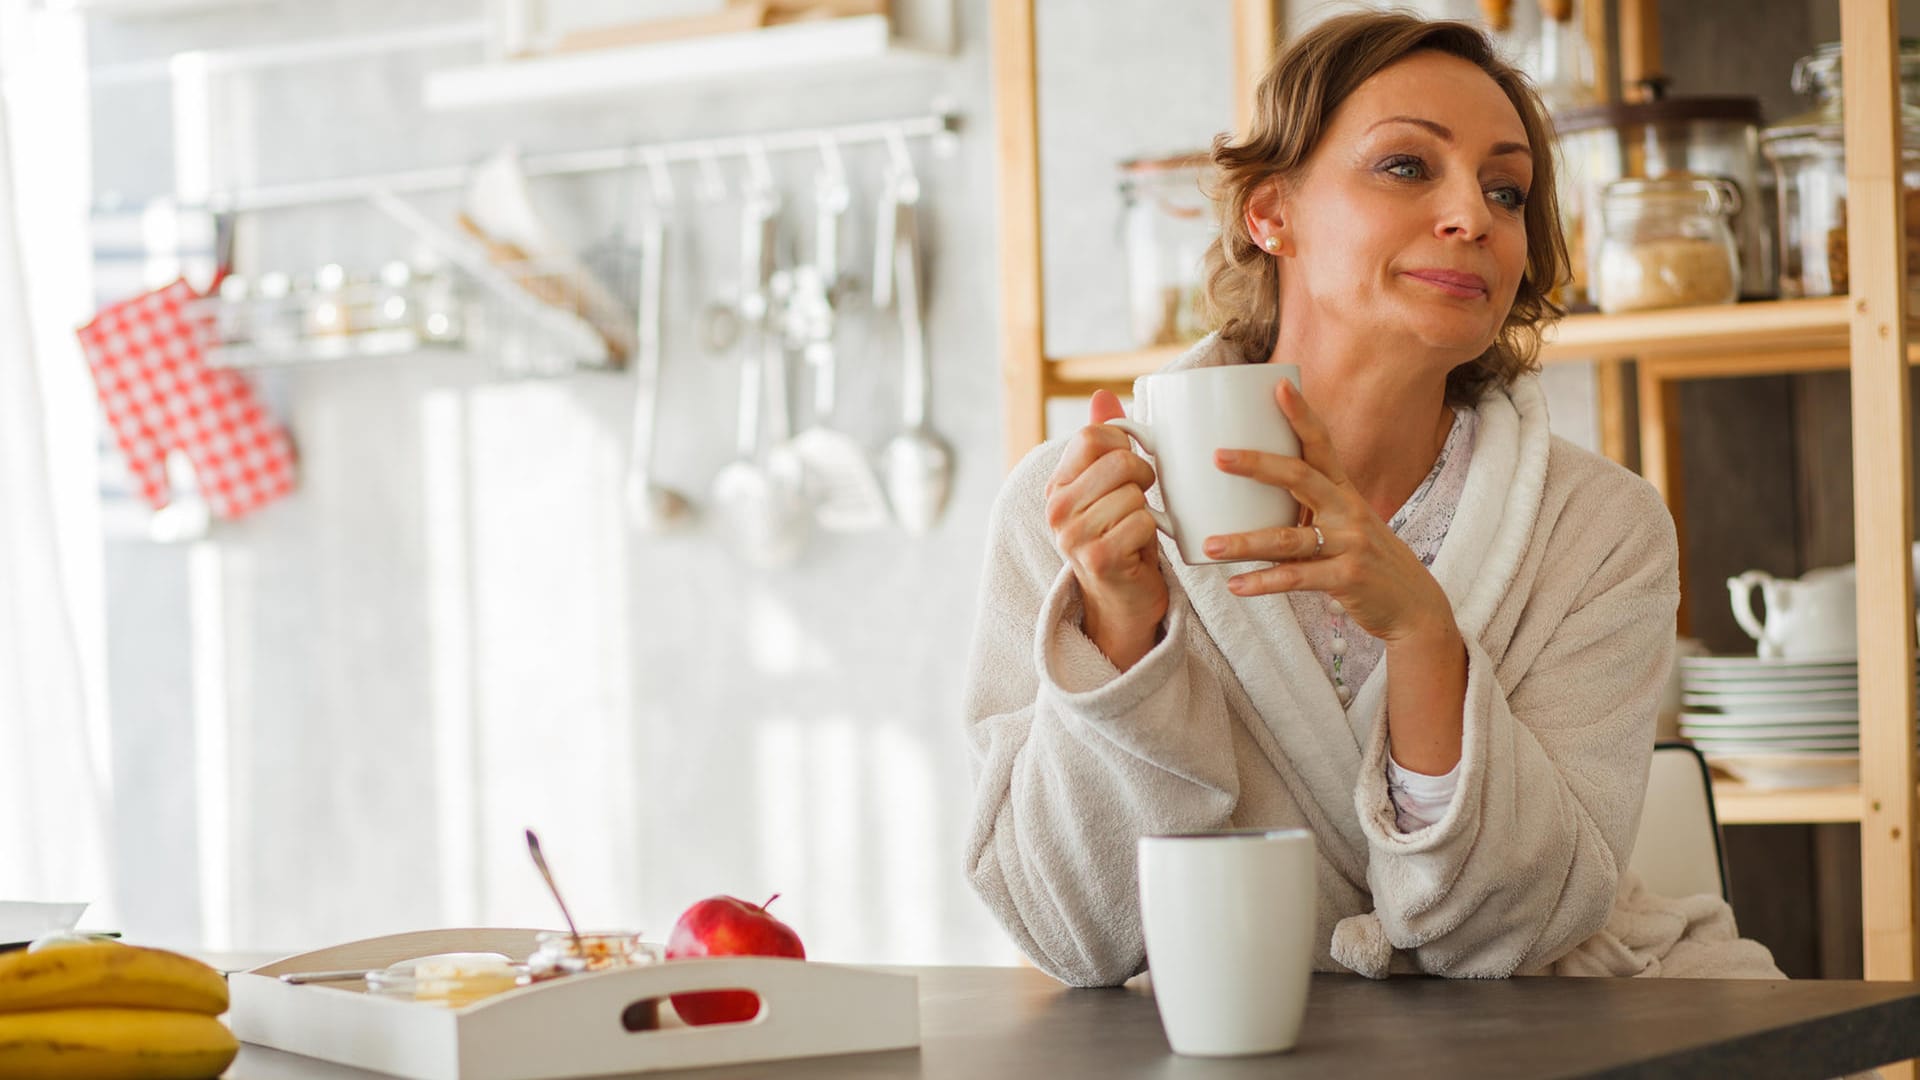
1369, 115, 1533, 160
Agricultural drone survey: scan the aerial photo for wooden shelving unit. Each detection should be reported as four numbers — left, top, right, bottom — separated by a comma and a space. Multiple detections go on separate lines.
991, 0, 1919, 998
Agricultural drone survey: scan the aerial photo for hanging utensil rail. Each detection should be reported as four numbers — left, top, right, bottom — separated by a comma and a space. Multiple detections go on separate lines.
192, 108, 961, 215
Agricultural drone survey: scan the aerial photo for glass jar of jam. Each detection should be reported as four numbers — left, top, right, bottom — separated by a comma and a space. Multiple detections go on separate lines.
525, 930, 660, 979
526, 931, 663, 1030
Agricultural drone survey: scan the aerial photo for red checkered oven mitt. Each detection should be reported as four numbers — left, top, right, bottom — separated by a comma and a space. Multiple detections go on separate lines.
76, 279, 296, 518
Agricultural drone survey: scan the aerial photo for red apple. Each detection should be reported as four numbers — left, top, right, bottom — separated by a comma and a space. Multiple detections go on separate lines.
665, 893, 805, 1025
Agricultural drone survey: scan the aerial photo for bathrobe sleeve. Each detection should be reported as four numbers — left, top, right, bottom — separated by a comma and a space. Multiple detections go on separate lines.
962, 444, 1241, 987
1339, 466, 1678, 979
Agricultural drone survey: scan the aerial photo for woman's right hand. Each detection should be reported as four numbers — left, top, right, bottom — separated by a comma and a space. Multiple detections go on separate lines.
1044, 390, 1169, 671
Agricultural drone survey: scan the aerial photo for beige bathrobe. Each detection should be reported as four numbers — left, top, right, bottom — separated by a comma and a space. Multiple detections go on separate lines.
963, 336, 1781, 985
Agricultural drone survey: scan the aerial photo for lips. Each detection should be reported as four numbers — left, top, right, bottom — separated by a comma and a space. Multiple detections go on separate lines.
1404, 269, 1489, 298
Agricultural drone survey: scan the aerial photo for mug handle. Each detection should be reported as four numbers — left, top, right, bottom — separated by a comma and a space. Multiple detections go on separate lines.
1727, 571, 1774, 648
1103, 418, 1175, 535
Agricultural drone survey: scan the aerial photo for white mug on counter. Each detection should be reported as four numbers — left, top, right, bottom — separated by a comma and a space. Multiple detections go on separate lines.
1138, 828, 1316, 1057
1727, 565, 1857, 660
1104, 363, 1302, 566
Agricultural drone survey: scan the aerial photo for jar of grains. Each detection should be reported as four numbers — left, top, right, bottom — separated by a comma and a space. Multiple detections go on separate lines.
1594, 176, 1742, 313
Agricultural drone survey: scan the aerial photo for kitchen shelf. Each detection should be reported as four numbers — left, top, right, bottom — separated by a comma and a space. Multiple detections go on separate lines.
1042, 298, 1920, 393
1713, 782, 1863, 825
204, 330, 462, 370
424, 15, 939, 110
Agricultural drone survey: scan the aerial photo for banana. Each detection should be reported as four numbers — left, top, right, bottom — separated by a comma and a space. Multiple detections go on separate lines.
0, 941, 228, 1016
0, 1007, 238, 1079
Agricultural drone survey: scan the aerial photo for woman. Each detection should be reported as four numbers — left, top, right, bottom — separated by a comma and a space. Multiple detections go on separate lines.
963, 12, 1780, 984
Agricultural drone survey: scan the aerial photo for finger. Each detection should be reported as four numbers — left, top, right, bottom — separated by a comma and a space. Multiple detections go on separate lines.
1204, 523, 1322, 563
1048, 448, 1156, 530
1212, 447, 1343, 514
1101, 507, 1162, 563
1089, 388, 1127, 425
1276, 380, 1350, 487
1225, 557, 1343, 597
1074, 484, 1149, 549
1079, 507, 1161, 578
1047, 422, 1134, 495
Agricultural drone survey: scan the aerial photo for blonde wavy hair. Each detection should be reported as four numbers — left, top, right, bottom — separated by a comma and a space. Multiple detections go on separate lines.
1205, 11, 1569, 407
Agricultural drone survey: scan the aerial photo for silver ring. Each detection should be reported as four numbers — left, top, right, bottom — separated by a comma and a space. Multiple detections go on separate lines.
1311, 525, 1326, 559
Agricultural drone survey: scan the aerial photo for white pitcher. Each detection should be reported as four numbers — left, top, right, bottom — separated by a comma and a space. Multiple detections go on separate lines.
1727, 565, 1857, 660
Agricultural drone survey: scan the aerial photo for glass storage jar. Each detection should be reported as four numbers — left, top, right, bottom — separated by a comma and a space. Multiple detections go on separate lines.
1117, 153, 1215, 348
1594, 177, 1742, 313
1556, 96, 1770, 309
1761, 41, 1920, 300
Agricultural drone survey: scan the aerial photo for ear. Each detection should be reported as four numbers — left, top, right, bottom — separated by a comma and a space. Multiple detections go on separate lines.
1244, 177, 1291, 257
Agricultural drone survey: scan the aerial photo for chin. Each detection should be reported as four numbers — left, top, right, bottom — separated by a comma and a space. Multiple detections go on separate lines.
1403, 312, 1502, 354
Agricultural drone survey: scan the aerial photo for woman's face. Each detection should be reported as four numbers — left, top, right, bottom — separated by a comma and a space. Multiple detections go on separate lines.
1262, 50, 1534, 364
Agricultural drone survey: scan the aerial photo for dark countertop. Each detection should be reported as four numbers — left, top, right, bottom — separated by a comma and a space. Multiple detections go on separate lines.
228, 963, 1920, 1079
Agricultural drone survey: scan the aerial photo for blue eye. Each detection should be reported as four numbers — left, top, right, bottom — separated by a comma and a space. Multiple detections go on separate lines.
1382, 156, 1425, 180
1490, 186, 1529, 210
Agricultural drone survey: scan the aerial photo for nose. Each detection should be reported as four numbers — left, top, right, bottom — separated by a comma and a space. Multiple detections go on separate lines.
1434, 175, 1493, 244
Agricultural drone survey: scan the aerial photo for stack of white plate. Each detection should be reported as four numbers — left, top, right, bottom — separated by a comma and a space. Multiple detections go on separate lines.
1677, 655, 1917, 789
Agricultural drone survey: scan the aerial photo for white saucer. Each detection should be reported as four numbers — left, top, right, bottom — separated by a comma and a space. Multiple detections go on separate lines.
1681, 672, 1858, 687
1677, 710, 1858, 728
1682, 690, 1860, 715
1680, 655, 1864, 674
1680, 722, 1860, 740
1697, 730, 1858, 749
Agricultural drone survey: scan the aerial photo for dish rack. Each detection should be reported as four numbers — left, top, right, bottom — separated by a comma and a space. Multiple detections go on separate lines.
228, 928, 921, 1080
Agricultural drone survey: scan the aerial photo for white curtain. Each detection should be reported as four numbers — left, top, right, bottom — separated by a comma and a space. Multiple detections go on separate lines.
0, 19, 110, 911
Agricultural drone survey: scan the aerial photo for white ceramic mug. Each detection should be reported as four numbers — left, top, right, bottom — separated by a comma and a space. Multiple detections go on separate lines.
1104, 364, 1303, 565
1137, 828, 1316, 1057
1727, 565, 1858, 660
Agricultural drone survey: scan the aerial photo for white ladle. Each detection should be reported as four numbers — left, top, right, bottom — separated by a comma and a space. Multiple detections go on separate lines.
876, 145, 953, 535
624, 154, 693, 533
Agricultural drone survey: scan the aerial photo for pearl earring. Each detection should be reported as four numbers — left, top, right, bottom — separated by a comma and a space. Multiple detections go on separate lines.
1263, 235, 1281, 253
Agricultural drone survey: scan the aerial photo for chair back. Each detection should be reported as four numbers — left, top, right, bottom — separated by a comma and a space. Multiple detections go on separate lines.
1628, 741, 1729, 901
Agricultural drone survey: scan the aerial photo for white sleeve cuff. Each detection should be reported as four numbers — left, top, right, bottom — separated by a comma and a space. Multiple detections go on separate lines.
1386, 753, 1461, 834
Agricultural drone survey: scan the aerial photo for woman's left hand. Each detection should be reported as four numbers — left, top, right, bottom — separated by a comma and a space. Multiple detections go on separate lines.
1202, 379, 1454, 645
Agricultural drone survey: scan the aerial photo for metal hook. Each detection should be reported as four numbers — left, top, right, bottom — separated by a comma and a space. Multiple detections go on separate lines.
743, 141, 775, 196
643, 148, 676, 209
695, 145, 727, 203
884, 127, 920, 204
816, 136, 847, 192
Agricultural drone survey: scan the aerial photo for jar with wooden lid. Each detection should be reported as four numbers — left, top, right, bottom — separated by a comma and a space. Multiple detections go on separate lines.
1594, 177, 1742, 313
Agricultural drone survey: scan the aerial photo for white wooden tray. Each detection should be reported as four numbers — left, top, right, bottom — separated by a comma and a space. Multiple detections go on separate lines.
229, 928, 920, 1080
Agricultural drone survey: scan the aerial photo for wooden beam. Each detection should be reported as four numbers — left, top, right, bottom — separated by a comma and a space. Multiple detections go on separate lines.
1584, 0, 1614, 104
1596, 359, 1632, 467
992, 0, 1045, 469
1840, 0, 1920, 990
1636, 359, 1689, 634
1232, 0, 1280, 137
1617, 0, 1661, 101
